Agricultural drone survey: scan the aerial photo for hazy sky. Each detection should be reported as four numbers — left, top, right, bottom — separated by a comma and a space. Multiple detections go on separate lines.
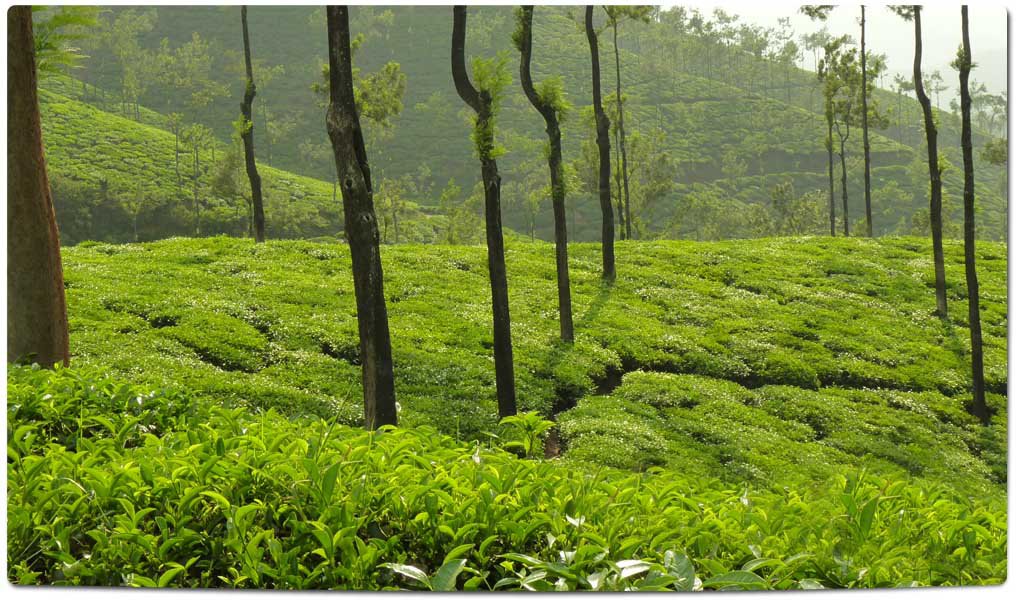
702, 4, 1008, 99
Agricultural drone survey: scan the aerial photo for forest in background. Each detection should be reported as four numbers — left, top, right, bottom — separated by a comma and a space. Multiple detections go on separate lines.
37, 5, 1008, 245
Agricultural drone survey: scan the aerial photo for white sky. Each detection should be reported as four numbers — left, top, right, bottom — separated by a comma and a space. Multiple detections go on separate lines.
687, 3, 1008, 97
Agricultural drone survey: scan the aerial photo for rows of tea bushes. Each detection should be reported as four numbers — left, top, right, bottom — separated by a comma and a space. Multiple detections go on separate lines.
7, 366, 1007, 588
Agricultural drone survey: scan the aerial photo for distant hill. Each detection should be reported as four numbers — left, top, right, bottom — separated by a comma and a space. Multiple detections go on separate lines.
39, 74, 446, 245
60, 5, 1008, 242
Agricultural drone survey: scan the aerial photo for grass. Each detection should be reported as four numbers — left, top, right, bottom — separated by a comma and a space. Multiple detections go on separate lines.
7, 234, 1008, 588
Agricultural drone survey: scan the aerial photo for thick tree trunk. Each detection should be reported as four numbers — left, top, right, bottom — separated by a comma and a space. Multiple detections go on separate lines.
913, 7, 947, 318
240, 7, 266, 243
586, 6, 616, 282
959, 7, 988, 424
860, 6, 873, 237
517, 6, 573, 343
7, 7, 70, 368
453, 6, 517, 418
612, 19, 632, 240
326, 6, 398, 429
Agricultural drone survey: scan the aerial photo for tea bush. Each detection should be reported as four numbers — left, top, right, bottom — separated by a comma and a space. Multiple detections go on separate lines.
10, 235, 1007, 588
7, 367, 1007, 588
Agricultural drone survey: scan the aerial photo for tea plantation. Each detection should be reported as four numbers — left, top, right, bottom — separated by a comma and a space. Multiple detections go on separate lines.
7, 236, 1008, 588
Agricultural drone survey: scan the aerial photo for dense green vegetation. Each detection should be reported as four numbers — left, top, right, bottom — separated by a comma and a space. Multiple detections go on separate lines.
40, 75, 443, 245
44, 6, 1008, 244
11, 5, 1008, 592
7, 236, 1007, 588
7, 364, 1006, 589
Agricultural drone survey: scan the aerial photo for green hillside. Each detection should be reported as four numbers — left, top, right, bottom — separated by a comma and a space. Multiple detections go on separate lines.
8, 236, 1007, 587
39, 75, 446, 245
61, 5, 1006, 243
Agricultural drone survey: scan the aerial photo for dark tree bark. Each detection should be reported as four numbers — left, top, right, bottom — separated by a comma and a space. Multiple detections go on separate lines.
612, 18, 632, 240
912, 6, 947, 318
7, 6, 70, 368
836, 121, 850, 237
826, 111, 836, 237
959, 6, 988, 424
326, 6, 397, 429
586, 6, 616, 282
860, 5, 873, 237
240, 7, 266, 243
452, 6, 517, 418
518, 6, 574, 344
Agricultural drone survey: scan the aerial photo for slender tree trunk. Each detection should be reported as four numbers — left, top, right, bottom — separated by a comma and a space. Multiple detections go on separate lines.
326, 6, 398, 429
959, 7, 987, 424
193, 146, 200, 235
586, 6, 616, 282
174, 130, 181, 193
517, 6, 573, 343
392, 204, 400, 243
240, 7, 266, 243
838, 125, 850, 237
827, 113, 836, 237
612, 19, 632, 240
453, 6, 516, 418
913, 6, 947, 318
860, 5, 873, 237
7, 6, 70, 368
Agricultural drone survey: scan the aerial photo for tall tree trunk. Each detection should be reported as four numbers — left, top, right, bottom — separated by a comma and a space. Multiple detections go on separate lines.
612, 18, 632, 240
326, 6, 398, 429
240, 7, 266, 243
838, 125, 850, 237
586, 6, 616, 282
860, 5, 873, 237
959, 6, 987, 424
7, 6, 70, 368
517, 6, 573, 343
913, 6, 947, 318
452, 6, 517, 418
827, 112, 836, 237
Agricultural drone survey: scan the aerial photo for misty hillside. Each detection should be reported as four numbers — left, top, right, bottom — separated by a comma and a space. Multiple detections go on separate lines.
52, 5, 1007, 244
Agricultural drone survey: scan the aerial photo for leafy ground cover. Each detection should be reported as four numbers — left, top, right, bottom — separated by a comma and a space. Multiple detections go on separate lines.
8, 235, 1008, 587
7, 365, 1007, 588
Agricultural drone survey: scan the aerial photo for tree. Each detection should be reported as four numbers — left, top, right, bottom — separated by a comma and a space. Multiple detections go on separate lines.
585, 6, 616, 282
955, 7, 988, 424
239, 7, 266, 243
802, 6, 838, 236
156, 31, 230, 121
30, 5, 99, 77
166, 112, 184, 193
820, 37, 857, 236
452, 6, 517, 418
8, 6, 70, 368
859, 5, 873, 237
181, 123, 213, 235
894, 5, 946, 317
515, 5, 574, 344
605, 6, 653, 240
96, 8, 158, 120
325, 6, 397, 429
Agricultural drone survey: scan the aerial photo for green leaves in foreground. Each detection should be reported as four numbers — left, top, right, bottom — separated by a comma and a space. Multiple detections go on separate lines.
7, 366, 1007, 589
